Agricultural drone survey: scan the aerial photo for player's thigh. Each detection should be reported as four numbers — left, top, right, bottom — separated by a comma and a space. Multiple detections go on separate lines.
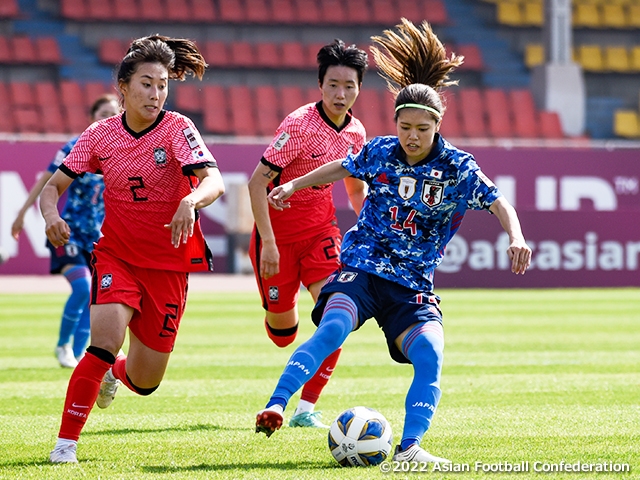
265, 308, 298, 330
90, 303, 134, 355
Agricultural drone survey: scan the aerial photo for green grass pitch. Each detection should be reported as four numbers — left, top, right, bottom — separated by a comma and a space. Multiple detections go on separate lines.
0, 288, 639, 479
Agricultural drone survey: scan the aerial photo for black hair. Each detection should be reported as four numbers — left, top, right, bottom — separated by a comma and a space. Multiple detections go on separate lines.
317, 39, 368, 85
90, 93, 119, 118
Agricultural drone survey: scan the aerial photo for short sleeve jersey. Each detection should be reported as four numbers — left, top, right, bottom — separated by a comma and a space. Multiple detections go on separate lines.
47, 137, 105, 252
60, 110, 218, 272
261, 102, 366, 243
340, 134, 502, 292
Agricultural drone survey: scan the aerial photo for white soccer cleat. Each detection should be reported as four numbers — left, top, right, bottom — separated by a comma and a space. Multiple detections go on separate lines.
96, 369, 120, 409
55, 345, 78, 369
392, 444, 451, 464
49, 441, 78, 463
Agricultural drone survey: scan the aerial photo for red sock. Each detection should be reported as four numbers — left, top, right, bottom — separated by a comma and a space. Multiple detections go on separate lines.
112, 353, 136, 392
58, 352, 111, 441
300, 348, 341, 404
264, 318, 297, 348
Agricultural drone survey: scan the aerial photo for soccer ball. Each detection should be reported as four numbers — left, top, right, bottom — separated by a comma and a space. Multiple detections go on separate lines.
328, 406, 393, 467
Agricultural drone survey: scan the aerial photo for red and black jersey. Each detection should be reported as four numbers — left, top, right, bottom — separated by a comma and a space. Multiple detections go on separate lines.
61, 110, 218, 272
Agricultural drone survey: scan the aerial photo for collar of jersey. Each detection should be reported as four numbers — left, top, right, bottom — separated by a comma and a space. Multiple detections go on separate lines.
396, 133, 444, 167
122, 110, 166, 139
316, 101, 352, 133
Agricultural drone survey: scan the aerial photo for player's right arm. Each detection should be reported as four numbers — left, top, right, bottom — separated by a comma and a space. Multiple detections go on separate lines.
12, 170, 54, 240
40, 169, 74, 247
268, 159, 350, 211
248, 161, 280, 279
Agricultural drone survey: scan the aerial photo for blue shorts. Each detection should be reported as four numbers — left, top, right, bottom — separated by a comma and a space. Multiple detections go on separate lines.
311, 266, 442, 364
46, 240, 92, 274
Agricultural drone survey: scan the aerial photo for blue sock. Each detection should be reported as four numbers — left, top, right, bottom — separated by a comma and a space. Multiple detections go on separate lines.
72, 304, 91, 358
266, 294, 357, 409
57, 266, 91, 348
399, 322, 444, 451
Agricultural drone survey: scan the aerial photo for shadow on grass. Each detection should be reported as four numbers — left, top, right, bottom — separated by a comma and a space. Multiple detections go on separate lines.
83, 423, 235, 436
142, 460, 338, 473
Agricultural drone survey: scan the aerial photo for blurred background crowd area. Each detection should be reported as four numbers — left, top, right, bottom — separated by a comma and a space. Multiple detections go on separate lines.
0, 0, 639, 141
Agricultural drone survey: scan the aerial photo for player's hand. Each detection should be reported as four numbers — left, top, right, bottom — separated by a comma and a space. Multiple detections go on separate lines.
260, 240, 280, 279
507, 240, 532, 275
267, 182, 295, 210
44, 215, 71, 247
11, 214, 25, 240
165, 198, 196, 248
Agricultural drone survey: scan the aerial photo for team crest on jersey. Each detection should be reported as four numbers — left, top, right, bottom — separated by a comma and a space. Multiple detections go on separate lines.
64, 244, 79, 258
422, 180, 444, 207
154, 147, 167, 167
183, 127, 200, 148
100, 274, 112, 289
273, 132, 291, 151
269, 286, 279, 302
337, 272, 358, 283
398, 177, 417, 200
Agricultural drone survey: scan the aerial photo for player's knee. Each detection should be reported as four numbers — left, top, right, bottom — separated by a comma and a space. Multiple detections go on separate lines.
315, 317, 350, 351
265, 319, 298, 347
127, 374, 159, 396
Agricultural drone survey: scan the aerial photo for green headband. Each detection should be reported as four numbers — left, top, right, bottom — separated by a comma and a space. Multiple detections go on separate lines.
395, 103, 442, 119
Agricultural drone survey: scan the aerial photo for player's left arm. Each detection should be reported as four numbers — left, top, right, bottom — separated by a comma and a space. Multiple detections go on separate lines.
343, 176, 367, 216
165, 166, 225, 248
489, 196, 532, 275
40, 169, 75, 247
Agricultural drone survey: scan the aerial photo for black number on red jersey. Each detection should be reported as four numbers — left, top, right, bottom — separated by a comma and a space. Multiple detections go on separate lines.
128, 176, 148, 202
159, 303, 179, 338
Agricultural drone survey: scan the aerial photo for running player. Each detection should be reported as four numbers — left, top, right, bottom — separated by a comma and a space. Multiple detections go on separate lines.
247, 39, 368, 428
255, 19, 532, 463
12, 94, 120, 368
42, 35, 225, 463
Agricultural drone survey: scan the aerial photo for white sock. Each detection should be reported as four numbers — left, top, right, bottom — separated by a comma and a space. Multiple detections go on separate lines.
55, 438, 77, 448
294, 400, 315, 416
265, 404, 284, 415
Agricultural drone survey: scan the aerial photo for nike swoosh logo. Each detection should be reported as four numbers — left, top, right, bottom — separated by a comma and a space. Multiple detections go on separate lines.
311, 153, 325, 158
71, 403, 90, 409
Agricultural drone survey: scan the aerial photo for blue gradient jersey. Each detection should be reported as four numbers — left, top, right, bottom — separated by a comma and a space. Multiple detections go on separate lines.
340, 134, 501, 292
47, 137, 105, 252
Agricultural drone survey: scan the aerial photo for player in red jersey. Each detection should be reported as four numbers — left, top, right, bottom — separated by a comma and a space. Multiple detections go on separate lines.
41, 35, 225, 464
248, 39, 368, 429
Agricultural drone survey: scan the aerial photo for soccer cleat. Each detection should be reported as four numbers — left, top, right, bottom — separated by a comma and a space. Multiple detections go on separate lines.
49, 442, 78, 463
255, 409, 283, 437
288, 411, 329, 429
55, 345, 78, 368
96, 368, 120, 409
392, 444, 451, 464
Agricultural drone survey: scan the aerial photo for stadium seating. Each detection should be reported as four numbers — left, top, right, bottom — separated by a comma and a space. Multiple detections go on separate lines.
613, 109, 640, 138
0, 0, 19, 18
0, 36, 62, 65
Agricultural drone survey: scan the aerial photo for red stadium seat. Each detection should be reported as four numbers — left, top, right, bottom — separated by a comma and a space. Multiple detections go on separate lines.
218, 0, 245, 22
539, 110, 564, 139
166, 0, 192, 22
86, 0, 113, 20
280, 42, 307, 69
99, 39, 126, 65
11, 36, 37, 64
0, 37, 12, 63
9, 82, 35, 108
254, 85, 282, 136
60, 81, 85, 108
344, 0, 371, 24
60, 0, 87, 20
228, 85, 256, 136
138, 0, 165, 22
34, 82, 61, 108
270, 0, 295, 23
423, 0, 449, 25
0, 0, 19, 18
13, 107, 41, 133
371, 0, 398, 24
459, 88, 487, 137
439, 90, 462, 138
229, 42, 255, 68
305, 42, 324, 69
245, 0, 271, 23
319, 0, 348, 24
35, 37, 63, 64
41, 105, 67, 133
0, 105, 14, 132
112, 0, 139, 20
484, 88, 513, 138
354, 89, 385, 138
84, 82, 115, 108
204, 41, 230, 68
203, 85, 231, 134
292, 0, 321, 24
508, 89, 540, 138
278, 85, 306, 119
190, 0, 216, 22
456, 44, 484, 71
254, 43, 281, 69
174, 83, 203, 113
64, 104, 89, 133
380, 89, 397, 133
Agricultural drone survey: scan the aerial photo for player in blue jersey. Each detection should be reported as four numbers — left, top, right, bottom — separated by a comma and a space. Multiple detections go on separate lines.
11, 94, 120, 368
255, 19, 532, 463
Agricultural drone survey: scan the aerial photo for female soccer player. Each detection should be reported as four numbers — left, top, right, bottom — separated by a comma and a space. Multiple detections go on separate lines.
42, 35, 225, 463
256, 19, 532, 463
247, 40, 368, 428
12, 94, 120, 368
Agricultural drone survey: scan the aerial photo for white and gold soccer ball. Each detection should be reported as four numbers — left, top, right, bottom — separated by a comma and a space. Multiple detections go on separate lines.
328, 406, 393, 467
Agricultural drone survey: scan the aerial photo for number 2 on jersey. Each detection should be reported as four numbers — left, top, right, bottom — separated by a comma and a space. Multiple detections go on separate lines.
128, 176, 148, 202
